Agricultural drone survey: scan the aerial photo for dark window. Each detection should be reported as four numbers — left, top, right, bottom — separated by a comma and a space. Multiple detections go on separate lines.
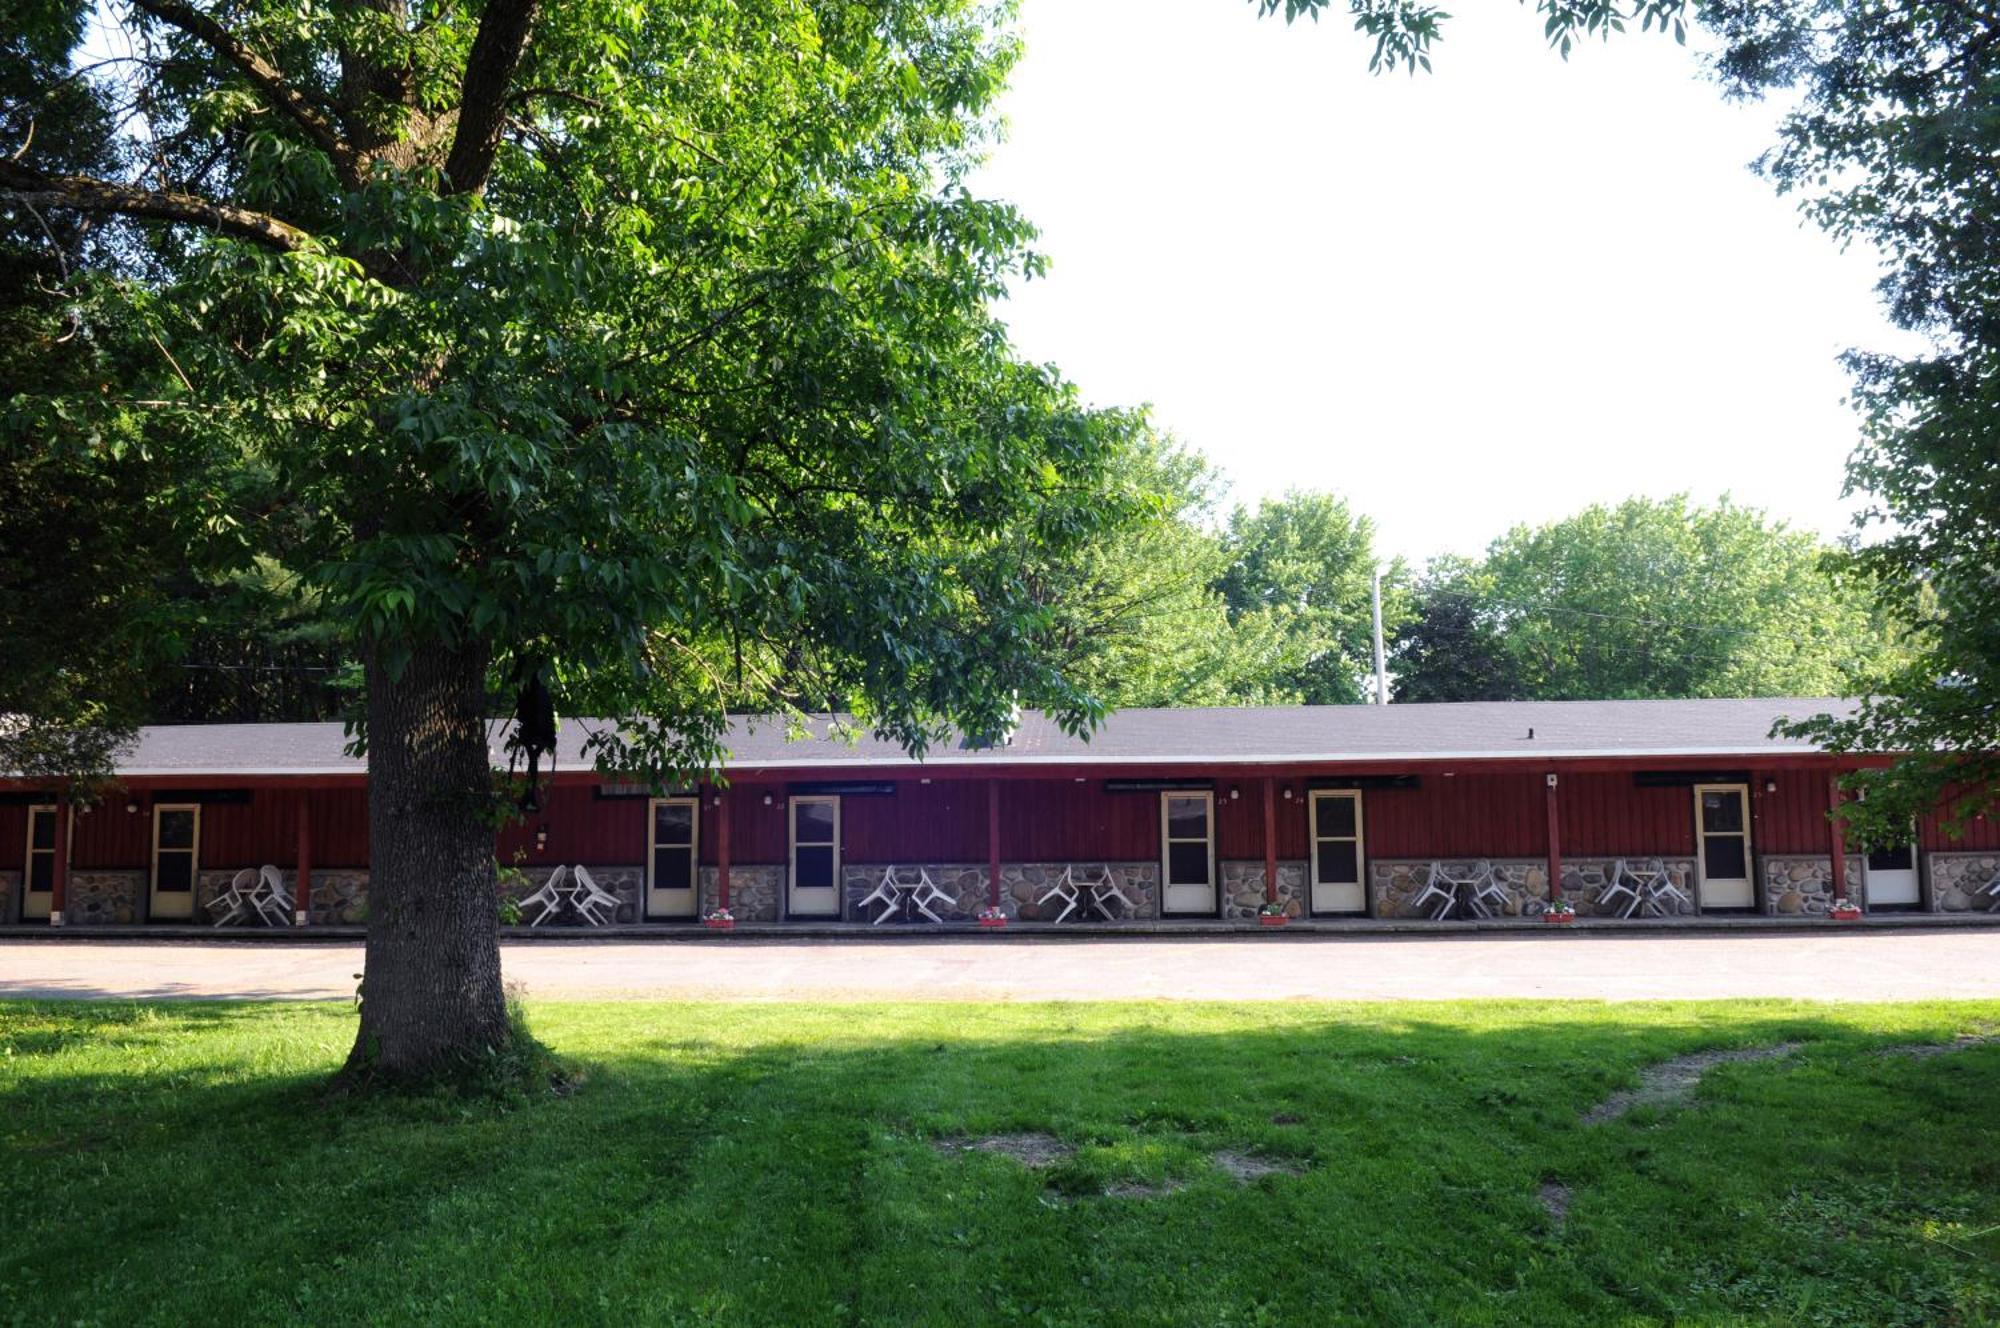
1866, 844, 1914, 873
795, 844, 835, 891
1166, 796, 1208, 840
156, 852, 194, 893
1317, 841, 1359, 885
1701, 790, 1744, 833
794, 799, 835, 844
653, 802, 693, 846
28, 855, 52, 892
157, 809, 196, 850
29, 811, 54, 851
653, 847, 693, 890
1167, 840, 1210, 887
1316, 796, 1357, 838
1703, 836, 1747, 881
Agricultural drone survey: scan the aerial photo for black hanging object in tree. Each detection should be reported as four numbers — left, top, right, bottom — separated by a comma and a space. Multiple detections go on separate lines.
513, 665, 558, 814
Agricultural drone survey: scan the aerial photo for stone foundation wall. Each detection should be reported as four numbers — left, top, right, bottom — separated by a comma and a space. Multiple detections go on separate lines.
305, 869, 369, 924
1559, 858, 1698, 916
1928, 853, 2000, 913
839, 861, 1159, 922
500, 864, 641, 925
65, 870, 145, 925
1220, 860, 1308, 919
706, 865, 781, 922
1370, 859, 1550, 919
1761, 855, 1862, 916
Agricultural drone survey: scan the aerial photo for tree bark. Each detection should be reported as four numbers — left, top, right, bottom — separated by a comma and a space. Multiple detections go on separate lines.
346, 638, 509, 1081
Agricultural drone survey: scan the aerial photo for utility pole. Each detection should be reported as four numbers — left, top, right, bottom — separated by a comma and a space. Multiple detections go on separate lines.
1371, 567, 1388, 705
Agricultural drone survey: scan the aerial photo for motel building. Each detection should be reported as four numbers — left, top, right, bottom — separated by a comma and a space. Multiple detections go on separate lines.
3, 698, 1998, 930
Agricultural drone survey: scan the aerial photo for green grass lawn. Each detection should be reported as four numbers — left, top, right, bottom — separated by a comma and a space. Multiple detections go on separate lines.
2, 999, 1998, 1327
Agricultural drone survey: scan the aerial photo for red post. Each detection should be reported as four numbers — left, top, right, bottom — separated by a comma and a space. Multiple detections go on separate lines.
49, 797, 71, 927
295, 795, 314, 926
715, 787, 731, 912
986, 779, 1002, 907
1827, 765, 1848, 907
1544, 773, 1563, 903
1262, 776, 1278, 904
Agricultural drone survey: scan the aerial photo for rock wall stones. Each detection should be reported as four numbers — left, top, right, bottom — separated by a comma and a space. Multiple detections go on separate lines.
1928, 853, 2000, 913
1370, 859, 1550, 919
1559, 858, 1698, 917
305, 869, 369, 924
1761, 855, 1861, 916
65, 870, 144, 925
499, 864, 641, 925
1220, 860, 1308, 919
706, 865, 781, 922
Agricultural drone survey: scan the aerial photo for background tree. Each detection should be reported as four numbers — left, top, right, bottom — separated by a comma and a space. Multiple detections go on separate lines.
1393, 496, 1911, 702
2, 0, 1131, 1082
1217, 492, 1406, 705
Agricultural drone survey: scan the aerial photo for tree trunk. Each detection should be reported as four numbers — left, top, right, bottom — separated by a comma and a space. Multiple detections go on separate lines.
346, 638, 509, 1081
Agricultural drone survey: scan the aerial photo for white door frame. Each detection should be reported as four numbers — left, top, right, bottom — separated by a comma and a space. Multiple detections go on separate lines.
150, 802, 201, 921
787, 795, 841, 919
1308, 790, 1366, 915
21, 803, 57, 921
1861, 821, 1921, 908
645, 796, 701, 919
1159, 790, 1217, 916
1693, 783, 1753, 911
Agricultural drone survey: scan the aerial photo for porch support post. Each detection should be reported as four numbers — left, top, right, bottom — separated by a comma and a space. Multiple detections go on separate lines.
295, 795, 313, 926
1544, 773, 1563, 903
987, 779, 1002, 908
1262, 776, 1278, 904
715, 787, 731, 912
48, 796, 70, 927
1827, 765, 1848, 908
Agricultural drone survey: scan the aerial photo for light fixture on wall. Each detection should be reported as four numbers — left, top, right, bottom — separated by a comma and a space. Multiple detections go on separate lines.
1281, 786, 1294, 801
1228, 786, 1240, 801
535, 823, 549, 851
762, 793, 773, 806
1765, 780, 1778, 794
125, 800, 139, 814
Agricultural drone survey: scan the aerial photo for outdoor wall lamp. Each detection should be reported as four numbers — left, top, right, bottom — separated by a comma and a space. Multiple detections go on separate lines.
1765, 780, 1779, 794
1281, 786, 1294, 801
1546, 774, 1558, 788
1229, 786, 1240, 801
535, 824, 549, 850
762, 793, 773, 806
125, 800, 139, 814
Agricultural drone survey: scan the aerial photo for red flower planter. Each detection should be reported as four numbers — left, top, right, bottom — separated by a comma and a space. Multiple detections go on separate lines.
978, 917, 1008, 929
704, 918, 736, 930
1831, 907, 1862, 921
1258, 914, 1290, 927
1544, 913, 1576, 925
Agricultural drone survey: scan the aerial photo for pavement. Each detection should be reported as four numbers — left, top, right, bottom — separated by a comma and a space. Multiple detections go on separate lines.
5, 929, 2000, 1002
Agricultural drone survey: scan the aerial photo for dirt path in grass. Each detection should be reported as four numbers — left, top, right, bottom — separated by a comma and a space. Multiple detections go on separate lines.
6, 930, 2000, 1002
1582, 1042, 1804, 1123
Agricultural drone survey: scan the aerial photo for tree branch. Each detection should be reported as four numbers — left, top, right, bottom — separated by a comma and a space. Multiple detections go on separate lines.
130, 0, 363, 187
0, 159, 310, 252
442, 0, 540, 196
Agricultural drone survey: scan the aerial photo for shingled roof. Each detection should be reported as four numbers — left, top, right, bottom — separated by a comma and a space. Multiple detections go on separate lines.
100, 697, 1856, 776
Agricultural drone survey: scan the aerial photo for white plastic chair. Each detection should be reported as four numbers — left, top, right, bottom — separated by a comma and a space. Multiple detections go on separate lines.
1977, 870, 2000, 901
570, 865, 622, 926
1638, 859, 1690, 915
210, 868, 257, 927
1411, 862, 1455, 919
1466, 861, 1509, 917
521, 866, 569, 926
859, 867, 906, 925
252, 864, 294, 926
1034, 869, 1082, 924
1597, 860, 1642, 917
906, 871, 956, 923
1088, 867, 1139, 920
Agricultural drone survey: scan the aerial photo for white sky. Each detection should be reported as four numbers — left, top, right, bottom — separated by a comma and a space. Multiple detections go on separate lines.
966, 0, 1919, 564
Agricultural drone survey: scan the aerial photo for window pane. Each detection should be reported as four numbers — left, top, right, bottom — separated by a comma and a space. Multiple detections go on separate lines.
794, 800, 834, 845
30, 811, 54, 850
157, 851, 194, 892
1703, 835, 1746, 880
653, 802, 693, 846
795, 844, 834, 891
1167, 840, 1210, 886
1867, 844, 1914, 872
654, 847, 693, 891
1701, 790, 1744, 833
28, 856, 52, 892
1317, 841, 1359, 885
1315, 796, 1356, 839
1166, 796, 1208, 839
157, 810, 195, 850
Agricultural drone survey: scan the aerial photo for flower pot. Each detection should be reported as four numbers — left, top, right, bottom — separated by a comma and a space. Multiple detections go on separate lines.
978, 917, 1008, 929
1258, 914, 1289, 927
1830, 907, 1862, 921
704, 918, 735, 930
1544, 913, 1576, 925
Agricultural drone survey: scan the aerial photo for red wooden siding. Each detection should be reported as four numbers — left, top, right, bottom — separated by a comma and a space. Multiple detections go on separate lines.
998, 779, 1158, 862
1364, 773, 1547, 858
1918, 782, 2000, 850
1554, 773, 1695, 856
1216, 780, 1308, 859
70, 800, 150, 869
496, 784, 650, 868
0, 804, 26, 872
1751, 773, 1835, 855
843, 782, 986, 862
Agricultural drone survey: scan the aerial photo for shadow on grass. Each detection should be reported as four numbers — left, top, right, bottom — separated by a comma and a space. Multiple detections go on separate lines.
0, 1000, 1996, 1327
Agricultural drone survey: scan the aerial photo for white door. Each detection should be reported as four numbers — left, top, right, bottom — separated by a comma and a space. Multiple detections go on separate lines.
1160, 791, 1216, 915
1864, 840, 1920, 907
1309, 791, 1366, 914
788, 796, 841, 918
1694, 784, 1753, 910
150, 804, 200, 921
21, 804, 56, 921
646, 798, 700, 919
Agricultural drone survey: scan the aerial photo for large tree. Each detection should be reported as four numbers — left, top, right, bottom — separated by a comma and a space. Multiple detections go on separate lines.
1394, 495, 1911, 702
3, 0, 1129, 1081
